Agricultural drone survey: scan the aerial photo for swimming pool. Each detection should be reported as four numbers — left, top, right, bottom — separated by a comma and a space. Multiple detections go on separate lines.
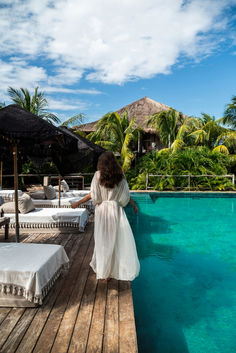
126, 193, 236, 353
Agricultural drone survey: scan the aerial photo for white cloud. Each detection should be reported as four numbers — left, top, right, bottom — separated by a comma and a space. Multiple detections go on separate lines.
41, 86, 102, 94
0, 0, 235, 90
0, 58, 47, 100
47, 97, 89, 111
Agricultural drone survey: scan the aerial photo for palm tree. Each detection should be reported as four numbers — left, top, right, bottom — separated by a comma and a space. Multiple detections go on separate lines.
223, 96, 236, 129
188, 113, 226, 149
7, 87, 60, 124
87, 111, 141, 172
146, 109, 184, 148
60, 113, 85, 128
170, 116, 202, 151
215, 131, 236, 154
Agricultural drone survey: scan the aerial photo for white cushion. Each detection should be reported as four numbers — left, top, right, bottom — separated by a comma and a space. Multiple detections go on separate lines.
61, 179, 69, 192
18, 193, 35, 214
30, 191, 45, 199
44, 185, 56, 200
0, 202, 15, 213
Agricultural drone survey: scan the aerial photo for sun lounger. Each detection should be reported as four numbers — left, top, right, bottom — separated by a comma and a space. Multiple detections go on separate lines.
0, 190, 23, 201
31, 196, 93, 211
5, 207, 88, 232
0, 242, 69, 307
55, 190, 90, 198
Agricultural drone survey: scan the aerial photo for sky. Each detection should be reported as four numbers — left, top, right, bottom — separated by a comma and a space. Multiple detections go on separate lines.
0, 0, 236, 125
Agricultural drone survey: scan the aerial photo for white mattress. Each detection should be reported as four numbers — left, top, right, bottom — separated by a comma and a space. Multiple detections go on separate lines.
0, 190, 23, 201
56, 190, 90, 198
0, 242, 69, 306
5, 207, 88, 231
32, 196, 93, 210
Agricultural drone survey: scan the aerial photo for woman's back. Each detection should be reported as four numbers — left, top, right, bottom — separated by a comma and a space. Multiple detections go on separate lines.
91, 171, 130, 207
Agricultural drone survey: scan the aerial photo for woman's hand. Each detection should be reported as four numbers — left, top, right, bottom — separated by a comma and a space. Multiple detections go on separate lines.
71, 193, 92, 209
71, 202, 78, 209
132, 204, 138, 214
129, 196, 138, 214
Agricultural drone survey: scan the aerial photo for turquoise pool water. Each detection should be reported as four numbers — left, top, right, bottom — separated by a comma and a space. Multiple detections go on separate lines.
126, 193, 236, 353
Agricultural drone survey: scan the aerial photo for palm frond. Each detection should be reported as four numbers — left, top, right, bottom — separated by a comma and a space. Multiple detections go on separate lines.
188, 129, 208, 144
212, 145, 229, 155
61, 113, 85, 128
39, 113, 61, 124
171, 139, 185, 153
223, 96, 236, 129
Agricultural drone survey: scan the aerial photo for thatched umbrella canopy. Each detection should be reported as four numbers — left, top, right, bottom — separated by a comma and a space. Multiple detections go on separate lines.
56, 126, 105, 174
0, 104, 104, 241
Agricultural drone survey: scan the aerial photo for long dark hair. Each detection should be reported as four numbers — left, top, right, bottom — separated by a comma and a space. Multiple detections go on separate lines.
97, 151, 124, 188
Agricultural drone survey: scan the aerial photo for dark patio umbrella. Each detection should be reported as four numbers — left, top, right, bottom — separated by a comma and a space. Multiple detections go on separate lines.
0, 104, 104, 241
56, 126, 105, 174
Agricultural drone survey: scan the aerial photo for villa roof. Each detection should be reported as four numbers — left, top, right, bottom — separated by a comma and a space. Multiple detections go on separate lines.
74, 97, 180, 133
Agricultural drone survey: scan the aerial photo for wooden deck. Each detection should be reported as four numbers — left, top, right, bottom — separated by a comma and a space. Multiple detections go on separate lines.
0, 223, 138, 353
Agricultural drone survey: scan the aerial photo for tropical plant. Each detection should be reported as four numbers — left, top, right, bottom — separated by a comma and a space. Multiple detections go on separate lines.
188, 113, 226, 149
214, 131, 236, 154
146, 109, 185, 148
128, 147, 232, 191
60, 113, 85, 128
87, 111, 141, 172
0, 102, 5, 109
7, 86, 60, 124
223, 95, 236, 129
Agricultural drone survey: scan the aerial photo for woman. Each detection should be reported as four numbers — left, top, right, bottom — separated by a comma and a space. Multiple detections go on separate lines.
71, 151, 140, 281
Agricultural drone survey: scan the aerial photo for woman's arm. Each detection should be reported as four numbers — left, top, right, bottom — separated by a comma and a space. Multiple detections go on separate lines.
71, 193, 91, 209
129, 196, 138, 213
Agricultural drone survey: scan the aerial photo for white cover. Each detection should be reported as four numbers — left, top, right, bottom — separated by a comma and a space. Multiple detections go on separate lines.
0, 190, 23, 201
5, 207, 88, 232
90, 171, 140, 281
56, 190, 90, 198
32, 196, 93, 210
0, 243, 69, 304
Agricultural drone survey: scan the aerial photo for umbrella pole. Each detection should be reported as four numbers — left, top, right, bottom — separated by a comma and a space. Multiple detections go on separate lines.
0, 161, 2, 189
13, 145, 20, 242
58, 175, 61, 207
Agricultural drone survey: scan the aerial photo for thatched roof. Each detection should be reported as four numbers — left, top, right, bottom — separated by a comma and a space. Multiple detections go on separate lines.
74, 97, 178, 133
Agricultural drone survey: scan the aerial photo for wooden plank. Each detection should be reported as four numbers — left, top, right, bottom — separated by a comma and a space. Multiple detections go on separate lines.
67, 269, 98, 353
0, 308, 25, 351
30, 227, 93, 353
119, 281, 138, 353
0, 308, 38, 353
51, 234, 94, 353
0, 308, 11, 325
103, 279, 119, 353
0, 225, 139, 353
15, 230, 86, 353
86, 279, 107, 353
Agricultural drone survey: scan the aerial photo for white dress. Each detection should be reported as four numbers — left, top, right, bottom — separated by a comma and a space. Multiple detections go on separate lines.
90, 171, 140, 281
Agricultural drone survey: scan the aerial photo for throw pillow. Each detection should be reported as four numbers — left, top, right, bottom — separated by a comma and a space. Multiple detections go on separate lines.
30, 191, 45, 199
18, 193, 35, 214
44, 185, 56, 200
53, 185, 63, 192
61, 179, 69, 192
0, 202, 16, 213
